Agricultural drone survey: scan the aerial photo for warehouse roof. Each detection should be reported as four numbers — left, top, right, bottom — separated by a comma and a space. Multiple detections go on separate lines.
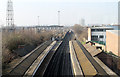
89, 26, 114, 29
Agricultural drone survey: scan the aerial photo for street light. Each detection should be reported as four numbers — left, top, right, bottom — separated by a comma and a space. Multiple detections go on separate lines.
38, 16, 40, 26
58, 11, 60, 26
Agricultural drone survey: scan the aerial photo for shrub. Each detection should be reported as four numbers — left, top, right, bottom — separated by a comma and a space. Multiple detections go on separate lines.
2, 30, 54, 64
7, 34, 26, 51
72, 24, 88, 41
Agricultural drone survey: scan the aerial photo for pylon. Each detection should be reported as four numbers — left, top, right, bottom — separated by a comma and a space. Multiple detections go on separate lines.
6, 0, 14, 29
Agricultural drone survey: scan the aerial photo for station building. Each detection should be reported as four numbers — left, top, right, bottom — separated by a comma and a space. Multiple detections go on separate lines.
88, 26, 114, 45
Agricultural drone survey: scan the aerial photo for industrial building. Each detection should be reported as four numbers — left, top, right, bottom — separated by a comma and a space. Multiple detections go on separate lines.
106, 30, 120, 56
88, 26, 114, 45
80, 18, 85, 26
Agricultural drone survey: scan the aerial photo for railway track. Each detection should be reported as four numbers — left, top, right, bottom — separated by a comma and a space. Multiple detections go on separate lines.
33, 31, 111, 77
3, 31, 117, 77
43, 32, 74, 77
7, 41, 52, 76
33, 41, 62, 77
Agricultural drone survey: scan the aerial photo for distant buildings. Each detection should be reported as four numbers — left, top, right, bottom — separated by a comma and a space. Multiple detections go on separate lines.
80, 18, 85, 26
88, 26, 114, 45
2, 25, 64, 33
106, 30, 120, 56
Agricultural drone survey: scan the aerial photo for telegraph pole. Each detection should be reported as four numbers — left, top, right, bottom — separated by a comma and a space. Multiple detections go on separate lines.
58, 11, 60, 26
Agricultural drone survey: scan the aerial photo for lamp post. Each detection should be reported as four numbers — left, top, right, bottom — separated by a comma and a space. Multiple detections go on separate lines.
38, 16, 40, 26
58, 11, 60, 26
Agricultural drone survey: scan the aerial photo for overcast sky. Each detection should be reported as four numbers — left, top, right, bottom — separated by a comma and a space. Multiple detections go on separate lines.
0, 0, 118, 26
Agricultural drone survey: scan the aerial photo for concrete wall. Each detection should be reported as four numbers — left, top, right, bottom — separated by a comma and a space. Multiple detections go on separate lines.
88, 28, 91, 41
106, 31, 120, 56
118, 35, 120, 56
